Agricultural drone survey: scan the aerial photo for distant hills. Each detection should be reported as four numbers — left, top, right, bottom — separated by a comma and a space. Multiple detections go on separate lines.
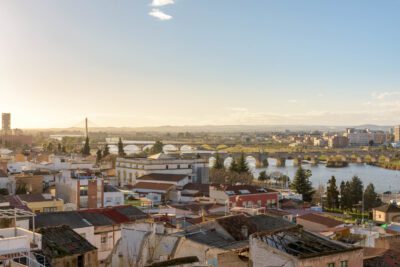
24, 124, 394, 133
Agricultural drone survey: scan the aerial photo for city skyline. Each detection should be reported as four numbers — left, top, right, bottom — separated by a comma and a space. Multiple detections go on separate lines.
1, 0, 400, 128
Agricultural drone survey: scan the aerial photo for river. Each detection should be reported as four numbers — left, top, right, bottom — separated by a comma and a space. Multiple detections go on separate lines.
249, 158, 400, 193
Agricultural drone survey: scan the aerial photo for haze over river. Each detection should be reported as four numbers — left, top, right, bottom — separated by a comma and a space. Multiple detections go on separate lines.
251, 158, 400, 193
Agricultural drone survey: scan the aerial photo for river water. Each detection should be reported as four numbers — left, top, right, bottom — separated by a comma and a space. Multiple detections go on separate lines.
250, 158, 400, 193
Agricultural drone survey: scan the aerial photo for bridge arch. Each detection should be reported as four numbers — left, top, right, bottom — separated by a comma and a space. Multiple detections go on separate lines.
163, 144, 178, 152
224, 157, 233, 169
245, 155, 257, 169
209, 156, 216, 168
124, 145, 141, 155
180, 145, 194, 152
108, 145, 118, 155
143, 144, 154, 151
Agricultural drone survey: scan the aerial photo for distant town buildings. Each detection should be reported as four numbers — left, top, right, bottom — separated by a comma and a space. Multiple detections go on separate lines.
394, 125, 400, 142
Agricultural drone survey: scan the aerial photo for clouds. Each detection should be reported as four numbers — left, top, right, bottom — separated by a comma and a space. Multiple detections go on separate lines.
149, 8, 173, 21
151, 0, 174, 7
149, 0, 174, 21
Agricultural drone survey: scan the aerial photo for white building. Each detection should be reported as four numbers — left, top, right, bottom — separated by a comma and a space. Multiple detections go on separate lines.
116, 153, 209, 186
56, 169, 123, 210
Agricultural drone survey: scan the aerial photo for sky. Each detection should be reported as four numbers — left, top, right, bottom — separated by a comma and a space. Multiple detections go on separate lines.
1, 0, 400, 128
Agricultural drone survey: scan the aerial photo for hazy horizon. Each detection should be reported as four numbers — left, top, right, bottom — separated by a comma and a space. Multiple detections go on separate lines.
2, 0, 400, 128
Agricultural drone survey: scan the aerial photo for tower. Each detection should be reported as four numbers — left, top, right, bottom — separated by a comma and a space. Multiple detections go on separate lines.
85, 117, 88, 138
2, 113, 11, 147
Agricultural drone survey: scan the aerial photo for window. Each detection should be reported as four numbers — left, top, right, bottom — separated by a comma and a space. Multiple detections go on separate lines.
166, 165, 169, 169
340, 261, 348, 267
177, 164, 180, 169
327, 263, 335, 267
257, 200, 262, 207
101, 235, 107, 244
43, 207, 57, 212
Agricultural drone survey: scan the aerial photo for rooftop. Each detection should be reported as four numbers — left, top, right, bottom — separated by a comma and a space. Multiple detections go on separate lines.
133, 182, 175, 191
374, 204, 400, 213
17, 194, 58, 203
212, 184, 275, 196
137, 173, 189, 183
297, 213, 343, 228
40, 225, 96, 259
253, 225, 360, 259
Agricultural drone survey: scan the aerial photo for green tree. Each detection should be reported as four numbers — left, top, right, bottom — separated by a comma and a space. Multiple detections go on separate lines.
258, 171, 268, 181
364, 183, 382, 211
150, 140, 164, 154
96, 149, 102, 163
349, 176, 363, 208
340, 181, 353, 210
229, 159, 239, 172
236, 153, 250, 173
16, 183, 27, 195
47, 142, 54, 152
103, 144, 110, 157
82, 137, 91, 156
290, 166, 315, 202
326, 176, 339, 209
213, 153, 224, 169
118, 138, 125, 157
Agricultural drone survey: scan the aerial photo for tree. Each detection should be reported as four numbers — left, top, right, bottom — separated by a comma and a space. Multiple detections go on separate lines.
16, 183, 27, 195
342, 181, 354, 210
229, 159, 239, 172
236, 153, 250, 174
210, 169, 253, 185
349, 176, 363, 208
46, 142, 54, 152
57, 143, 62, 153
96, 149, 102, 163
364, 183, 382, 210
118, 138, 125, 157
326, 176, 339, 209
150, 140, 164, 154
258, 171, 268, 182
103, 144, 110, 157
290, 166, 315, 202
213, 153, 224, 169
82, 136, 91, 156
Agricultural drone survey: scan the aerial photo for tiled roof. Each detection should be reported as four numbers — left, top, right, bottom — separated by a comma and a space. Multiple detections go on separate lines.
133, 182, 175, 191
34, 211, 92, 229
217, 214, 293, 241
112, 205, 148, 220
183, 183, 210, 196
137, 173, 188, 182
374, 204, 400, 213
213, 184, 276, 195
40, 225, 96, 258
297, 213, 343, 228
33, 205, 147, 229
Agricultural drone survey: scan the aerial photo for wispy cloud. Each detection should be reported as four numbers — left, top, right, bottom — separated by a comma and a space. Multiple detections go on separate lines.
151, 0, 175, 7
371, 91, 400, 100
149, 8, 173, 21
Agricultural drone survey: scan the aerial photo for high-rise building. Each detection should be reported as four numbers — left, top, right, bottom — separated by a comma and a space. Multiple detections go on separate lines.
2, 113, 10, 133
394, 125, 400, 142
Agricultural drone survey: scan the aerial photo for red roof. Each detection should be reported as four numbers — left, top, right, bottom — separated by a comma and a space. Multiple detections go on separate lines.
297, 213, 343, 228
79, 206, 130, 224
